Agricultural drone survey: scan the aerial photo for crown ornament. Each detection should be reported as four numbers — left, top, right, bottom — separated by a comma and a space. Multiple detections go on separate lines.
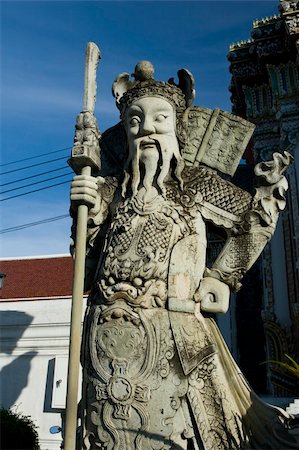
112, 60, 195, 118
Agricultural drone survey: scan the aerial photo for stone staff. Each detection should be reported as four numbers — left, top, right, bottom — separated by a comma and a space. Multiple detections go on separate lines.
65, 41, 101, 450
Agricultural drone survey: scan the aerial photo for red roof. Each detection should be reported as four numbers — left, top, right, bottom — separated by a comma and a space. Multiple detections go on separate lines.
0, 256, 73, 300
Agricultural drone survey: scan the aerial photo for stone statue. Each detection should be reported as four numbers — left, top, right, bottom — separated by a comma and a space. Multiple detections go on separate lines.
70, 61, 297, 449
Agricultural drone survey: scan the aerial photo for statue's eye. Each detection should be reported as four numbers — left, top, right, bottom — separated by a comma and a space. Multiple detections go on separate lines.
155, 114, 168, 123
130, 117, 141, 126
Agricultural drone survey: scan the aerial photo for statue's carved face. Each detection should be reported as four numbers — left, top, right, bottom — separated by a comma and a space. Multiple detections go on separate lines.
124, 97, 176, 143
122, 97, 183, 198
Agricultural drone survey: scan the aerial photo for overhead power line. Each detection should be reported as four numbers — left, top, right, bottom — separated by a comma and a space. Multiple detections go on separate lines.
0, 172, 73, 195
0, 179, 72, 202
0, 214, 70, 234
0, 166, 71, 187
1, 156, 68, 176
0, 146, 72, 167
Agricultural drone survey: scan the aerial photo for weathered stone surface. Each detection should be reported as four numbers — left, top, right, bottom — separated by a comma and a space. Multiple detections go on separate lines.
181, 107, 255, 176
70, 60, 297, 449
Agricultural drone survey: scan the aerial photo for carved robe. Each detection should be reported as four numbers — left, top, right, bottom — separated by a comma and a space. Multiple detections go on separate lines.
78, 166, 296, 450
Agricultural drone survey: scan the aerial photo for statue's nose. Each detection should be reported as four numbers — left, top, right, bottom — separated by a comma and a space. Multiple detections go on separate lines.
140, 117, 155, 135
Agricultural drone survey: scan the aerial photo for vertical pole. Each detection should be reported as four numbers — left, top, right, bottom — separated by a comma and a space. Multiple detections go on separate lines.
64, 41, 100, 450
64, 165, 91, 450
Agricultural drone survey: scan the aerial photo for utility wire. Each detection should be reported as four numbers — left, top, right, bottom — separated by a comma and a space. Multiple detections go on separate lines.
1, 156, 68, 175
0, 172, 73, 195
0, 180, 72, 202
0, 147, 72, 167
0, 214, 70, 234
0, 166, 71, 187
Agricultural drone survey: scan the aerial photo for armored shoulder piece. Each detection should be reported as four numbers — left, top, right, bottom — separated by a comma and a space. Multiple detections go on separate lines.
183, 166, 252, 215
166, 166, 252, 231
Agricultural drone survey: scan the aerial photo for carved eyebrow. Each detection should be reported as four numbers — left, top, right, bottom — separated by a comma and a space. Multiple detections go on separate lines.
154, 110, 171, 116
152, 105, 173, 114
127, 105, 143, 116
126, 102, 173, 118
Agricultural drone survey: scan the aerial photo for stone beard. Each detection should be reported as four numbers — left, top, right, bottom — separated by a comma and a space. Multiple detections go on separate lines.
121, 97, 184, 200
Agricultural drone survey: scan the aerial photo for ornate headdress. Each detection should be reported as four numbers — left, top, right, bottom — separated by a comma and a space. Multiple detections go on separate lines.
112, 60, 195, 119
108, 61, 255, 178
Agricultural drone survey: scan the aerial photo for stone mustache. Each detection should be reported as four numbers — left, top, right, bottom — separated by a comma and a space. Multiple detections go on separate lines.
70, 61, 296, 449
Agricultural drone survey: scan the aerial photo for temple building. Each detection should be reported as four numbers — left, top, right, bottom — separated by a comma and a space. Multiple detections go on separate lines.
227, 0, 299, 396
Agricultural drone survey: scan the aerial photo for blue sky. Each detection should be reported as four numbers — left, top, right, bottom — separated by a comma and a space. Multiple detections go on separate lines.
1, 0, 278, 257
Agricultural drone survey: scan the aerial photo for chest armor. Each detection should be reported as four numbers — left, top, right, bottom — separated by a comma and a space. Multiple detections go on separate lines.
96, 196, 189, 308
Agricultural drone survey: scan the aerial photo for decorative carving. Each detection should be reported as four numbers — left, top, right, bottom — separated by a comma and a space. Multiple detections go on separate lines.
229, 60, 262, 79
250, 151, 292, 225
181, 107, 255, 176
267, 62, 299, 98
74, 111, 101, 148
69, 111, 101, 174
169, 311, 216, 376
206, 152, 293, 291
279, 1, 299, 15
285, 13, 299, 35
255, 38, 285, 57
243, 84, 275, 118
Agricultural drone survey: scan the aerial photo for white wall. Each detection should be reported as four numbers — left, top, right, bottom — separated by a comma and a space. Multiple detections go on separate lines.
0, 297, 85, 450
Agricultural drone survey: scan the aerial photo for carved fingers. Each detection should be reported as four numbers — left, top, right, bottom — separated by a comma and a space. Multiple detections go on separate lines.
195, 276, 230, 314
70, 175, 100, 209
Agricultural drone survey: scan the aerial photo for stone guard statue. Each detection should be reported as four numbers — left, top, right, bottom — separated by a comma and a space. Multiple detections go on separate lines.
70, 60, 297, 449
